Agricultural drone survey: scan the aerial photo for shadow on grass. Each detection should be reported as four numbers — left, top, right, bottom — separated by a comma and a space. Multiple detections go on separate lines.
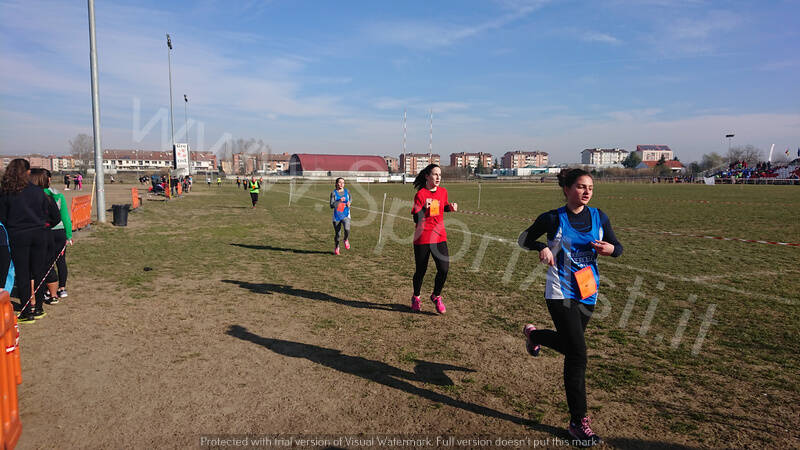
230, 243, 329, 255
226, 324, 559, 432
222, 279, 433, 315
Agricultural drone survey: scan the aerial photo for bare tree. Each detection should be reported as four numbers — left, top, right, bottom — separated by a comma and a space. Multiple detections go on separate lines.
69, 133, 93, 170
699, 152, 724, 171
726, 145, 763, 166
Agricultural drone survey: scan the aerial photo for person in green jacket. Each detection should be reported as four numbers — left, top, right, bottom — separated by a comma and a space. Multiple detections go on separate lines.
249, 177, 260, 208
32, 169, 73, 301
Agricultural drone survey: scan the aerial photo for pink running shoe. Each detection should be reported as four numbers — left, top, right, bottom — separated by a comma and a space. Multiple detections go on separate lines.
568, 417, 602, 447
344, 239, 350, 250
523, 324, 541, 356
411, 295, 421, 312
334, 246, 340, 255
431, 294, 446, 314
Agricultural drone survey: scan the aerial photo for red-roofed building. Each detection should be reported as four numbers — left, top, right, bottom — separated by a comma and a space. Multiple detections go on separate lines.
636, 160, 685, 173
289, 154, 389, 177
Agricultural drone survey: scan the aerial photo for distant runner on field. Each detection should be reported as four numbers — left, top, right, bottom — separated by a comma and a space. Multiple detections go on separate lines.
329, 177, 351, 255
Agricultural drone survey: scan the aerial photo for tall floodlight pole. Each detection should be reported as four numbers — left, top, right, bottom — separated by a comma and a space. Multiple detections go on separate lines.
428, 108, 433, 162
167, 34, 176, 163
725, 133, 735, 153
87, 0, 105, 222
184, 94, 191, 173
402, 108, 407, 182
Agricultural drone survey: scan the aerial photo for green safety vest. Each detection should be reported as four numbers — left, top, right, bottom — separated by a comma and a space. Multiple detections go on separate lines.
249, 181, 260, 193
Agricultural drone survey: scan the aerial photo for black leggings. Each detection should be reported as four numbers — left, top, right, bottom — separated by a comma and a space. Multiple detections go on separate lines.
529, 298, 595, 422
250, 192, 258, 206
53, 229, 68, 287
412, 242, 449, 297
8, 229, 47, 308
44, 229, 57, 284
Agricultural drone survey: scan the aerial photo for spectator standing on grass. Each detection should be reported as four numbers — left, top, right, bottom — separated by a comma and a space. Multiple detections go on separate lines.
64, 174, 71, 190
236, 177, 241, 188
517, 168, 623, 447
329, 177, 351, 255
76, 173, 83, 190
31, 169, 71, 303
410, 164, 457, 315
0, 159, 51, 322
249, 177, 260, 209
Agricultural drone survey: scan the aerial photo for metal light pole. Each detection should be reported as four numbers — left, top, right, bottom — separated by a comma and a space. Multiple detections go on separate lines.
428, 108, 433, 161
402, 108, 406, 183
184, 93, 191, 174
166, 34, 176, 159
87, 0, 105, 222
726, 133, 735, 153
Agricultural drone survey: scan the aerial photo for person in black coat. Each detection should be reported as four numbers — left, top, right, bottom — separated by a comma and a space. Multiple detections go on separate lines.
0, 159, 51, 322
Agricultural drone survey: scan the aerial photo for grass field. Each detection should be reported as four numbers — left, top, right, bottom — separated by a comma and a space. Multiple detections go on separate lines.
17, 179, 800, 448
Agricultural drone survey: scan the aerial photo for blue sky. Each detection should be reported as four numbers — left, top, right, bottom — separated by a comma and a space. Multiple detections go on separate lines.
1, 0, 798, 163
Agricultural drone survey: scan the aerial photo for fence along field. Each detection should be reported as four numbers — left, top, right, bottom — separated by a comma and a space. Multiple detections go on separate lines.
16, 180, 800, 448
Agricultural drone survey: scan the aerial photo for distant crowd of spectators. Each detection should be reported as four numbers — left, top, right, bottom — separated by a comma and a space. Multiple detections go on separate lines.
712, 160, 800, 180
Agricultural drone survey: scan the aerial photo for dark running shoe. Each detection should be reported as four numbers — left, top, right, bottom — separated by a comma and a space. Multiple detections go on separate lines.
57, 289, 68, 298
523, 324, 541, 356
568, 417, 602, 447
17, 311, 36, 324
33, 306, 47, 319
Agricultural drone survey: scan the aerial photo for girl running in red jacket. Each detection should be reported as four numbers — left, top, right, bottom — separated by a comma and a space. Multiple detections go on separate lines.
410, 164, 457, 314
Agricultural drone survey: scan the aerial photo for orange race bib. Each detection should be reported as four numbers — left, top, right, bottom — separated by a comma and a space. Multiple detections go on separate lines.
337, 202, 346, 212
429, 199, 440, 216
574, 266, 597, 300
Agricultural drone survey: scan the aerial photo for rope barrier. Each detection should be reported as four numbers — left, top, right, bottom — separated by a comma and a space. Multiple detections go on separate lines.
16, 242, 68, 318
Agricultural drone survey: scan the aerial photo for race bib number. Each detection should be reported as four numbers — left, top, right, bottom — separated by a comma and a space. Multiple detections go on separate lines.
337, 202, 346, 212
574, 266, 597, 300
429, 199, 440, 216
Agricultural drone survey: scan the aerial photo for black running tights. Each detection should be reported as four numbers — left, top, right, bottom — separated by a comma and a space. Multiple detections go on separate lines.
412, 241, 449, 297
529, 298, 595, 423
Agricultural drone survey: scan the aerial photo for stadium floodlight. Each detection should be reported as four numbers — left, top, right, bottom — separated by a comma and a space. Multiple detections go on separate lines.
166, 33, 176, 164
184, 94, 191, 173
725, 133, 735, 152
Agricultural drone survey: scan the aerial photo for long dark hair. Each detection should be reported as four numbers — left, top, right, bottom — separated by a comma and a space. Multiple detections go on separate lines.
334, 177, 344, 189
557, 168, 592, 190
413, 164, 440, 191
0, 158, 31, 194
30, 168, 51, 189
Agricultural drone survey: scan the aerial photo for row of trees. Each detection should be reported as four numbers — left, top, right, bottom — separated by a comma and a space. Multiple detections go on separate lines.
216, 138, 272, 162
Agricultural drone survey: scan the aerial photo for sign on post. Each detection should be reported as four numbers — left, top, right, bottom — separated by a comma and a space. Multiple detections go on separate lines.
173, 143, 189, 171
